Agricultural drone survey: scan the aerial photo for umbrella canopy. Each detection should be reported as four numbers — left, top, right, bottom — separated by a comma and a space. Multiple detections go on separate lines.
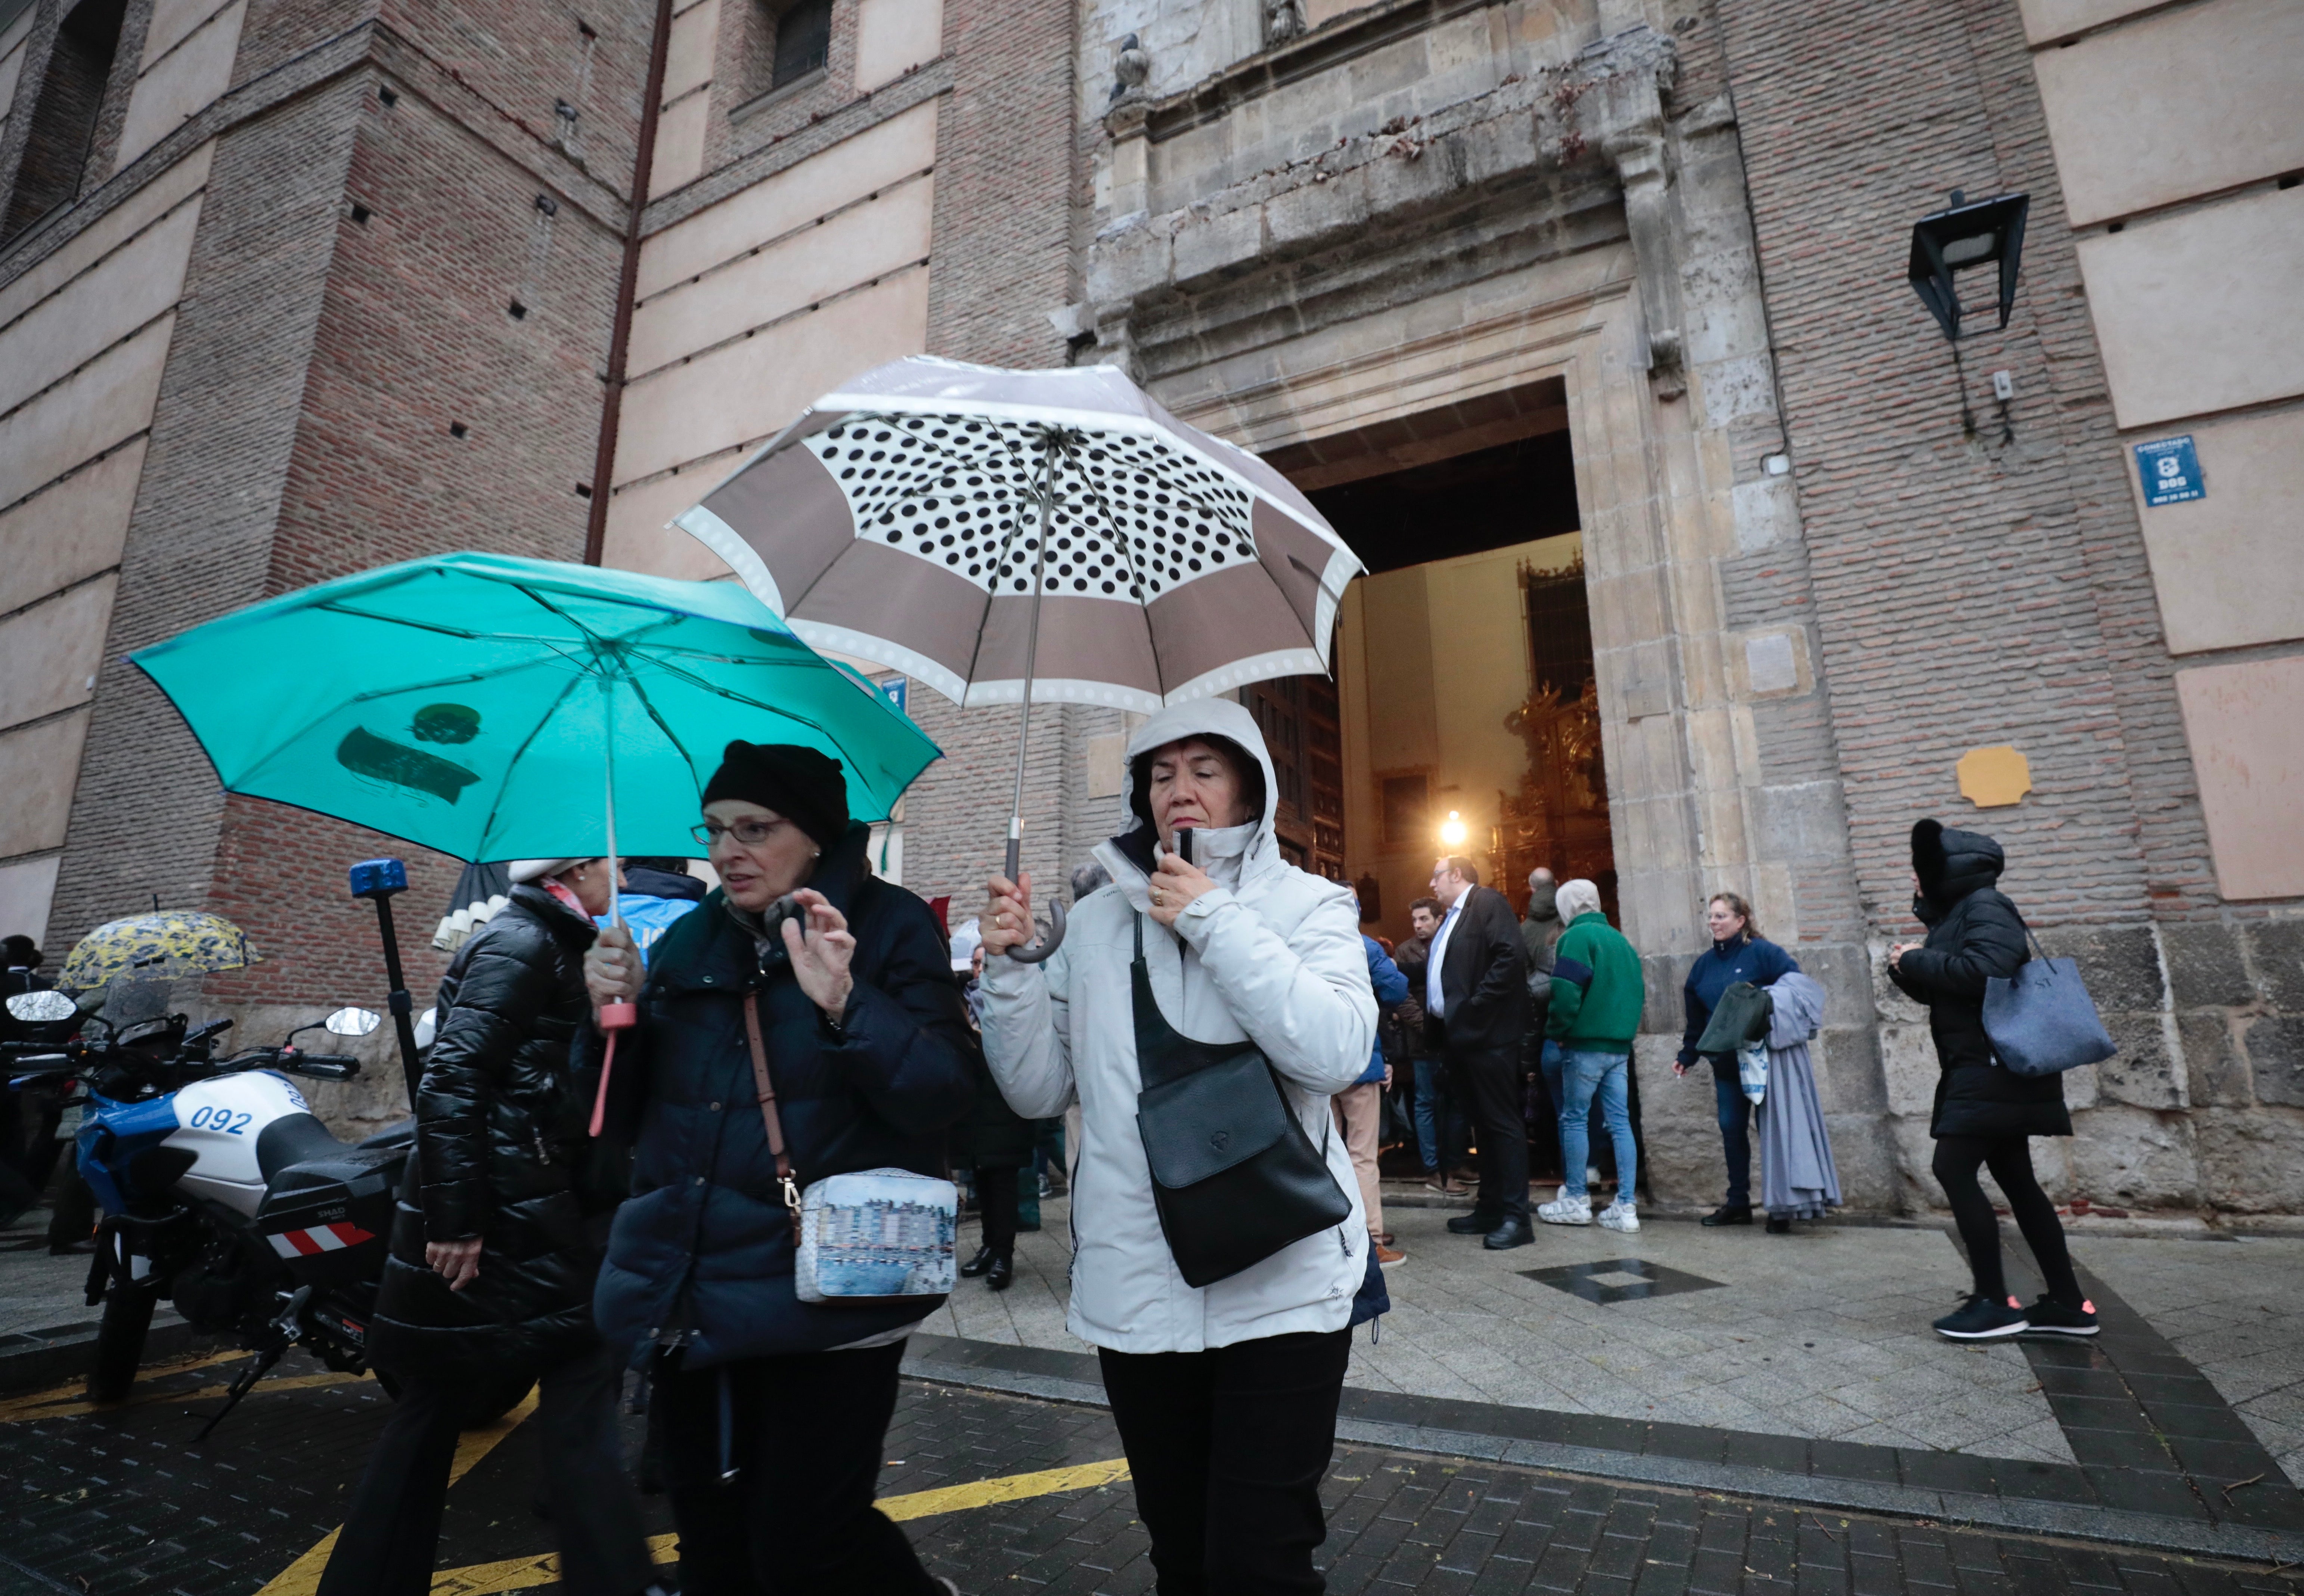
61, 911, 258, 995
131, 551, 940, 864
671, 356, 1366, 712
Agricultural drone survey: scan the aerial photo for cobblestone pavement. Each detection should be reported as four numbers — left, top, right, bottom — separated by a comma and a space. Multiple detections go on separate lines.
4, 1349, 2303, 1596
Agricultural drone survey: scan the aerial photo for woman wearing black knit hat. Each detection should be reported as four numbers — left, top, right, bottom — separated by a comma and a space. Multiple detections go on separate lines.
583, 741, 976, 1595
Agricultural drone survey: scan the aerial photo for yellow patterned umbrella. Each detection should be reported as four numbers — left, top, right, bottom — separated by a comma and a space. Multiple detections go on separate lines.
60, 911, 260, 994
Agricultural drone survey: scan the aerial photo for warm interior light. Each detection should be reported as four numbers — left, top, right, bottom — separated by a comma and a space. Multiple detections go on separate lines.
1439, 809, 1467, 847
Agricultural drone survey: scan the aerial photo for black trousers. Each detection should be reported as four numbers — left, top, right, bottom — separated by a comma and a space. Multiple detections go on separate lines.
976, 1163, 1018, 1254
653, 1341, 937, 1596
317, 1339, 652, 1596
1446, 1041, 1529, 1222
1932, 1134, 2081, 1307
1098, 1329, 1351, 1596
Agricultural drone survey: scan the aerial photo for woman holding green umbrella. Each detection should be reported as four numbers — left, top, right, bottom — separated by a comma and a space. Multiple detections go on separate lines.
583, 741, 974, 1596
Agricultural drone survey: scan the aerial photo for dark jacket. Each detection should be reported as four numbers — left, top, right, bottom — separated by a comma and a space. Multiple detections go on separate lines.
1886, 819, 2069, 1140
370, 887, 618, 1381
1425, 885, 1528, 1053
1679, 936, 1801, 1080
590, 824, 976, 1367
1386, 932, 1432, 1062
949, 977, 1035, 1170
1521, 884, 1561, 1032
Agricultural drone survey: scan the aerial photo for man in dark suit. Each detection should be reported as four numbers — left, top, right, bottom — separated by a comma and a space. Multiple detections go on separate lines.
1422, 856, 1533, 1248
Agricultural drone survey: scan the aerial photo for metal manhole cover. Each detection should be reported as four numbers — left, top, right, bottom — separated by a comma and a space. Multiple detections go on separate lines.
1522, 1258, 1725, 1305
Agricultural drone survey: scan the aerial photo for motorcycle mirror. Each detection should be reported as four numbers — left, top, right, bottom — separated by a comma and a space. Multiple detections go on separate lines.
413, 1007, 438, 1050
6, 990, 76, 1023
323, 1007, 383, 1038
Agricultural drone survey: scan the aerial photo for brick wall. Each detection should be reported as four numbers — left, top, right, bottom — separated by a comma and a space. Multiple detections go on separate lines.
46, 5, 651, 1019
924, 0, 1075, 367
48, 82, 367, 963
1717, 0, 2197, 935
198, 53, 629, 1008
1719, 0, 2303, 1213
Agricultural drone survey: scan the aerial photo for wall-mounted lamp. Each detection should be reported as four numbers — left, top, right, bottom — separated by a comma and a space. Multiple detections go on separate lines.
1908, 190, 2029, 436
1908, 190, 2029, 342
1439, 809, 1468, 848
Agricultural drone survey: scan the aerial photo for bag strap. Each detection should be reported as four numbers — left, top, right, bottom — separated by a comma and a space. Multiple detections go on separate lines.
2008, 906, 2048, 965
742, 991, 803, 1243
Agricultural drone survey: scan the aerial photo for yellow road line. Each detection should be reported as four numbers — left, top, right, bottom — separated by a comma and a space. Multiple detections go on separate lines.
2, 1364, 369, 1423
424, 1456, 1132, 1595
881, 1457, 1132, 1521
0, 1347, 253, 1422
256, 1388, 541, 1596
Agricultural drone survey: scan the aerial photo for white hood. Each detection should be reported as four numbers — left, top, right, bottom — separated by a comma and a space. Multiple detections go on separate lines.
1098, 695, 1289, 911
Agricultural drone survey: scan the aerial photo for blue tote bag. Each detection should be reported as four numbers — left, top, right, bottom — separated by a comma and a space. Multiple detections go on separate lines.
1982, 919, 2117, 1078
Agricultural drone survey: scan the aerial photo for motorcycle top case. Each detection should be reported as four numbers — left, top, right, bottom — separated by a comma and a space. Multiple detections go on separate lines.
255, 1145, 401, 1287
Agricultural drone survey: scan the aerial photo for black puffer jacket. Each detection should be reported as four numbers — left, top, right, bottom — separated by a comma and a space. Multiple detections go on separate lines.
1886, 819, 2070, 1140
369, 887, 619, 1381
949, 983, 1035, 1171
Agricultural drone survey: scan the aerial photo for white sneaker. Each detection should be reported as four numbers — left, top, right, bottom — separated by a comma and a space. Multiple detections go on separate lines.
1538, 1193, 1592, 1226
1597, 1199, 1640, 1233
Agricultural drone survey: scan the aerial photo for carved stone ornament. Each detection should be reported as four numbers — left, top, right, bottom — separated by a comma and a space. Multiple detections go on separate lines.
1264, 0, 1307, 47
1577, 27, 1687, 397
1110, 33, 1150, 105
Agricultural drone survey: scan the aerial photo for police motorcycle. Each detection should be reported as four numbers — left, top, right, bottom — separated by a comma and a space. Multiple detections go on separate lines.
3, 990, 524, 1431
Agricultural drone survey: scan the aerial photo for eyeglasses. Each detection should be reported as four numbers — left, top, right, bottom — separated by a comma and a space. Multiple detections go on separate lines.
691, 818, 785, 847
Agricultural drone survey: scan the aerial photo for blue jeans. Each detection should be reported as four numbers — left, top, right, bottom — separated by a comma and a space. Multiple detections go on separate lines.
1413, 1057, 1467, 1173
1714, 1073, 1753, 1206
1558, 1049, 1637, 1202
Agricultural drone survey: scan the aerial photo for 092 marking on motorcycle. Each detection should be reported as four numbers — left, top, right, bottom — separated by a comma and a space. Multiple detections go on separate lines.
187, 1104, 257, 1133
265, 1222, 377, 1259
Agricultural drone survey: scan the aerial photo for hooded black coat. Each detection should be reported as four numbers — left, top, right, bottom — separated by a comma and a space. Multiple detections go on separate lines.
370, 886, 621, 1381
1886, 820, 2070, 1140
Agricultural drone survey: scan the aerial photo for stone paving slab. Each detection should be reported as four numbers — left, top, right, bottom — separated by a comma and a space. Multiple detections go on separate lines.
921, 1199, 2078, 1465
2072, 1236, 2304, 1484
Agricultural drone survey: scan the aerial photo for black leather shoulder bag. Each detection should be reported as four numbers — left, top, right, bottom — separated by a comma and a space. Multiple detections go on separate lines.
1130, 912, 1352, 1287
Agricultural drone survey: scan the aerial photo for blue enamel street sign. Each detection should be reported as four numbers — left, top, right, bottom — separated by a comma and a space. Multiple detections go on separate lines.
880, 676, 908, 715
2135, 436, 2205, 507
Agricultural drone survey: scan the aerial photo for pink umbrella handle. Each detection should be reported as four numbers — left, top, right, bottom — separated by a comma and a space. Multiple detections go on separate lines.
589, 1002, 638, 1137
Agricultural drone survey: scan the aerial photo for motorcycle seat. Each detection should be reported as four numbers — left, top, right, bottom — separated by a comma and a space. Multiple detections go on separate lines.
357, 1120, 415, 1151
256, 1112, 351, 1182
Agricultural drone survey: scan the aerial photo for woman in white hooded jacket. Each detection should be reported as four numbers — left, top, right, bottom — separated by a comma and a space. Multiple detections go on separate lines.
979, 698, 1375, 1595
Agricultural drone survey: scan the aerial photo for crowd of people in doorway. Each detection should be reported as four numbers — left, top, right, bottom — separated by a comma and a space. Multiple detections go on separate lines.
0, 715, 2101, 1595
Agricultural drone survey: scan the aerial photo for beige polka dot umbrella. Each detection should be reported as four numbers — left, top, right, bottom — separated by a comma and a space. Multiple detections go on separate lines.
670, 356, 1365, 959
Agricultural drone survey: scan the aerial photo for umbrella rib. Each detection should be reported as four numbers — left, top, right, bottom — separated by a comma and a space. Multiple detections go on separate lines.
954, 425, 1046, 691
1060, 439, 1170, 695
470, 667, 595, 861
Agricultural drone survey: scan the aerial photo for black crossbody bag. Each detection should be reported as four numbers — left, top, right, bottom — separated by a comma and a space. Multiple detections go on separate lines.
1130, 913, 1352, 1287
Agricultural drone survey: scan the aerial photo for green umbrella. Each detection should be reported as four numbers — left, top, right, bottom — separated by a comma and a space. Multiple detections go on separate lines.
130, 551, 940, 864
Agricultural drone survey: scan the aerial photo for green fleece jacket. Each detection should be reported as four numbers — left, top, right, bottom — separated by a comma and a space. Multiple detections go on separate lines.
1545, 910, 1646, 1056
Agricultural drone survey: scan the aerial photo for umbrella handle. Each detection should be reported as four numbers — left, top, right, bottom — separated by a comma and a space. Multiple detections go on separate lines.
589, 1029, 620, 1137
1001, 834, 1067, 964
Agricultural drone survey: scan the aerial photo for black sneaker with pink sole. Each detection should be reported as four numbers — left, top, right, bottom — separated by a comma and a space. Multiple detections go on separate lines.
2024, 1295, 2100, 1336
